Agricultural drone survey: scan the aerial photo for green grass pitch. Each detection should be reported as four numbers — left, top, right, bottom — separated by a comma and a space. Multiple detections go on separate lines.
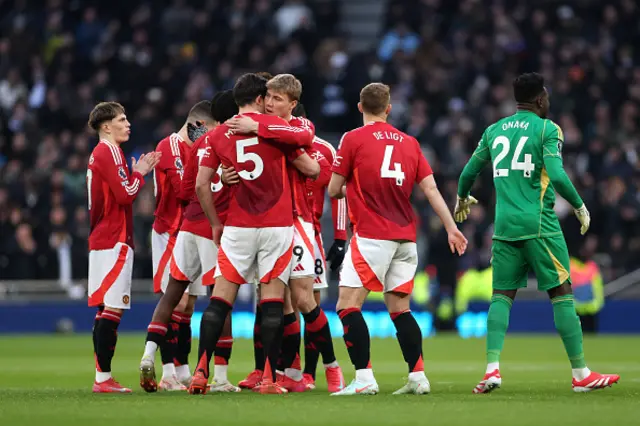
0, 334, 638, 426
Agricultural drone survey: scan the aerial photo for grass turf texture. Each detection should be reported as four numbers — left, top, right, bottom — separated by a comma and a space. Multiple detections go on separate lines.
0, 334, 638, 426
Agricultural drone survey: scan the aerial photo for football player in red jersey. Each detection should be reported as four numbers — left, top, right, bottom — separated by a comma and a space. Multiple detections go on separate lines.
328, 83, 467, 395
189, 73, 315, 395
143, 100, 214, 391
86, 102, 160, 393
227, 75, 344, 393
140, 93, 241, 393
292, 102, 349, 390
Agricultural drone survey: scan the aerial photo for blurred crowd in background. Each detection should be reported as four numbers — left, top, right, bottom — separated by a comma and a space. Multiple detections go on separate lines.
0, 0, 638, 292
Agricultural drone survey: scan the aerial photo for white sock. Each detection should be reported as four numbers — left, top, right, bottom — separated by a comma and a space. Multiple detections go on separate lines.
285, 368, 303, 381
323, 361, 339, 369
214, 365, 229, 382
143, 341, 158, 359
162, 363, 177, 378
96, 371, 111, 383
355, 368, 375, 383
176, 365, 191, 381
572, 367, 591, 381
408, 371, 427, 382
486, 362, 499, 374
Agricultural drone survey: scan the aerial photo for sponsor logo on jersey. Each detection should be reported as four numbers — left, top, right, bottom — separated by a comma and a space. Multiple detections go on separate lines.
311, 151, 325, 161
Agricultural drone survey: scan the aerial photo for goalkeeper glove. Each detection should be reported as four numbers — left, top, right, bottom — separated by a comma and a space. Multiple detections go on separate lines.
454, 195, 478, 223
574, 204, 590, 235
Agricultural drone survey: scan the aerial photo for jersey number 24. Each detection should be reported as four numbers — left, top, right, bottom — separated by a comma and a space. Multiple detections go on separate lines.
492, 136, 535, 178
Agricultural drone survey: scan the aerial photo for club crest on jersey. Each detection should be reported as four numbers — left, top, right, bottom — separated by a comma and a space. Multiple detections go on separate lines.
175, 157, 183, 170
117, 166, 127, 180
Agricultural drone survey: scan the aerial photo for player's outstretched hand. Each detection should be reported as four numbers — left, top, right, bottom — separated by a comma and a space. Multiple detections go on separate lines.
226, 116, 258, 135
327, 239, 346, 271
221, 165, 240, 186
132, 151, 162, 176
212, 224, 223, 247
454, 195, 478, 223
447, 227, 468, 256
574, 204, 590, 235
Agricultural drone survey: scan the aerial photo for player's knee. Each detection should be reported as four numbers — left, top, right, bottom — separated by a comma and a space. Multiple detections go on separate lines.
202, 299, 230, 325
260, 304, 284, 331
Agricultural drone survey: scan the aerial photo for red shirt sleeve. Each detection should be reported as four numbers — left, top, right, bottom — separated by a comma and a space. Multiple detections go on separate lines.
200, 136, 220, 170
415, 140, 433, 183
331, 132, 354, 178
97, 145, 144, 205
314, 152, 332, 187
331, 197, 348, 240
159, 138, 186, 201
179, 145, 198, 201
287, 147, 306, 163
257, 115, 313, 147
312, 139, 349, 239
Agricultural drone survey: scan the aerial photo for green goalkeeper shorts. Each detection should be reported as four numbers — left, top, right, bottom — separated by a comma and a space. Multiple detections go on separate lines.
491, 236, 571, 292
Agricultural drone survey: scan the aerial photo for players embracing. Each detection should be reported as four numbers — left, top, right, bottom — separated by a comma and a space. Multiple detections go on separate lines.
190, 73, 322, 394
139, 92, 241, 393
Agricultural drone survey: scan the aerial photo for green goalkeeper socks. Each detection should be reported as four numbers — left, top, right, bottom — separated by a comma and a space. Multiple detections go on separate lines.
486, 294, 513, 364
551, 295, 587, 369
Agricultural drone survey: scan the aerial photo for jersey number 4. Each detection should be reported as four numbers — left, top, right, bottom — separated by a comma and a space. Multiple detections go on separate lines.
381, 145, 405, 185
492, 136, 535, 178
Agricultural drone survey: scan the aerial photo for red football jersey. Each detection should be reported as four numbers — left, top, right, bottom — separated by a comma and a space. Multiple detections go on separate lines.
200, 112, 312, 228
287, 116, 316, 223
153, 133, 188, 235
331, 122, 432, 242
179, 131, 231, 239
87, 140, 145, 250
310, 136, 348, 239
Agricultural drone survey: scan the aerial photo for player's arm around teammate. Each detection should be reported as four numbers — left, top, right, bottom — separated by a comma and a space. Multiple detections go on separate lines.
86, 102, 160, 393
190, 73, 299, 395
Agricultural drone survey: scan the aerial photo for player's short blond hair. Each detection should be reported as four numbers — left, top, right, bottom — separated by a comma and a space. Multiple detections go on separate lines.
267, 74, 302, 101
88, 102, 125, 131
360, 83, 390, 115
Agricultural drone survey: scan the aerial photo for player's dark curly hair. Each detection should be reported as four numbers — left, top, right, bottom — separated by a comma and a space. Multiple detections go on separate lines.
233, 73, 268, 107
292, 102, 306, 118
513, 72, 545, 103
211, 90, 239, 123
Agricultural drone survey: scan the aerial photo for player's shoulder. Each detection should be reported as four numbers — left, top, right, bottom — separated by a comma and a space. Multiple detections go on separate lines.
91, 140, 123, 166
313, 136, 336, 156
338, 124, 369, 147
542, 119, 564, 140
251, 112, 287, 125
291, 116, 315, 131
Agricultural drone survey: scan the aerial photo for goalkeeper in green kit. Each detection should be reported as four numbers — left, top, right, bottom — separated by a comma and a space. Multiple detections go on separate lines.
456, 73, 619, 394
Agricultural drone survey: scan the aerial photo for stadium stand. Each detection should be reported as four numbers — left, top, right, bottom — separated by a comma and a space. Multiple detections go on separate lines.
0, 0, 637, 292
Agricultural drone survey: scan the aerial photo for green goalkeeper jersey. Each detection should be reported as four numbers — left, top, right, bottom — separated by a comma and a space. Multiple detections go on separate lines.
458, 110, 583, 241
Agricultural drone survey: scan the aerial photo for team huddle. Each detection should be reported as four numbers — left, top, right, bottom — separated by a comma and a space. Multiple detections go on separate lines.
86, 71, 619, 396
